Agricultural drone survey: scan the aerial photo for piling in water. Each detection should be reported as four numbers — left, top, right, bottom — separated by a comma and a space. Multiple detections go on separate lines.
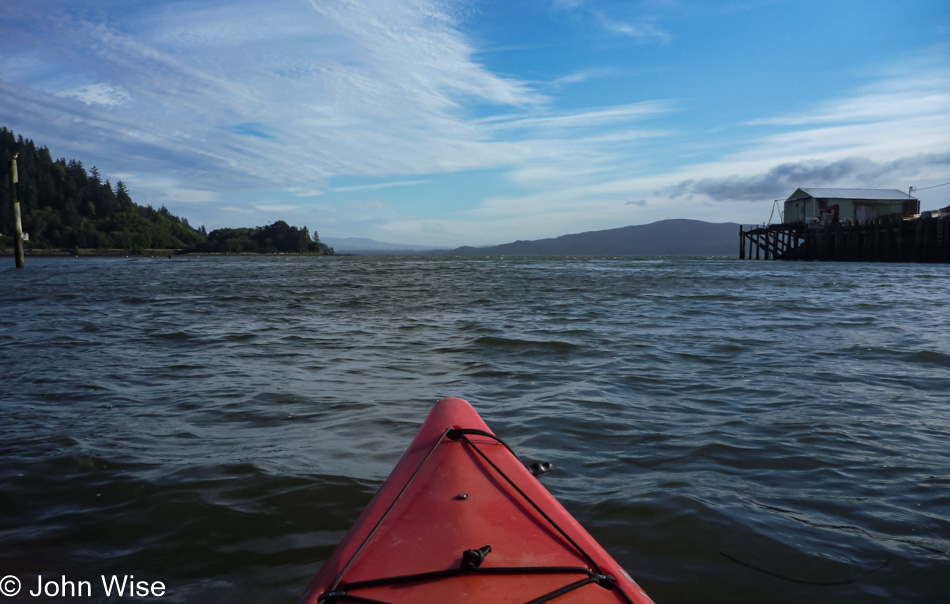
8, 155, 25, 268
740, 215, 950, 262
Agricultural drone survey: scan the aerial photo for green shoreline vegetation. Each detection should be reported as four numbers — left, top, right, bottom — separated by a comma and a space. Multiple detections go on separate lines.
1, 127, 333, 256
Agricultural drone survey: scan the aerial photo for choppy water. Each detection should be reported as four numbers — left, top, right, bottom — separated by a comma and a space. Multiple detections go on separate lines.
1, 255, 948, 603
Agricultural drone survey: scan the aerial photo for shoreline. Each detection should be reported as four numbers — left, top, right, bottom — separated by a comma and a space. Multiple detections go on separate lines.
2, 248, 329, 258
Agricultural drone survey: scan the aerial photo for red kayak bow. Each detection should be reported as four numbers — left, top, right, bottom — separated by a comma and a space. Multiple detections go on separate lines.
299, 397, 654, 603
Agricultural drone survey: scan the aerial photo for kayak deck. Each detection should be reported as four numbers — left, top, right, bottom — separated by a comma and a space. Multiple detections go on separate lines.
299, 397, 654, 604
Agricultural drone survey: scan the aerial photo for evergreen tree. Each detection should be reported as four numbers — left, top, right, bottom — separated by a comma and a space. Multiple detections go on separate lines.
1, 127, 204, 250
1, 126, 331, 254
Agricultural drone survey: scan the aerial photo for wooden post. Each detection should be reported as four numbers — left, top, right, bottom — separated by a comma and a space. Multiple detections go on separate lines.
739, 225, 745, 259
8, 154, 25, 268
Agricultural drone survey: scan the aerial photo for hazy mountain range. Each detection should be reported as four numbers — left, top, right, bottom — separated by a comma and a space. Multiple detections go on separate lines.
322, 237, 442, 253
441, 219, 740, 256
329, 220, 741, 256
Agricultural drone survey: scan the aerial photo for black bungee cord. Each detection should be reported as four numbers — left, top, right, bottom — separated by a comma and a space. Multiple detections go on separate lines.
318, 427, 637, 604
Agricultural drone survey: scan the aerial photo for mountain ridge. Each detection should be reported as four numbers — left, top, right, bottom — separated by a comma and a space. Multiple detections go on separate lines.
323, 236, 442, 252
433, 219, 741, 256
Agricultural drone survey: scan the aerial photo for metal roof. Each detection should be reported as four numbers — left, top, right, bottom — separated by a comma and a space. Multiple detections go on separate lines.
787, 187, 915, 201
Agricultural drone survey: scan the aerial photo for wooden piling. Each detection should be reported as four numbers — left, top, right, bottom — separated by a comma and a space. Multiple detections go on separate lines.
8, 155, 25, 268
739, 217, 947, 263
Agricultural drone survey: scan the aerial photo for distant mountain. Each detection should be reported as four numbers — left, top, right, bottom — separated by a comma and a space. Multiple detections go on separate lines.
435, 219, 741, 256
323, 237, 444, 253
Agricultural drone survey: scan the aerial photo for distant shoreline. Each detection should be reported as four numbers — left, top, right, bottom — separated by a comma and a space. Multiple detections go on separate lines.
2, 248, 330, 258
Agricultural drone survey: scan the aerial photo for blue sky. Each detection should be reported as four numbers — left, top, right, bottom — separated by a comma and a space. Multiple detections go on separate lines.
1, 0, 948, 246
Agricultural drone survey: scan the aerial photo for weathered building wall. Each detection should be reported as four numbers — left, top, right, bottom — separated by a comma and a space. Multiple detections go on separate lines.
783, 189, 917, 225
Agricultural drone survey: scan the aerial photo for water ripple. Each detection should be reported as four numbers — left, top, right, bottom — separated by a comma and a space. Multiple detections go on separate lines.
1, 256, 947, 603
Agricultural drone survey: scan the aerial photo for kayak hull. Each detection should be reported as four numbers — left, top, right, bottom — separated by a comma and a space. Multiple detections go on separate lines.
299, 397, 654, 603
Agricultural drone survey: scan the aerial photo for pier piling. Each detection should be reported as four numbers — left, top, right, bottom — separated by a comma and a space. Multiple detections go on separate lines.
739, 217, 949, 262
8, 154, 25, 268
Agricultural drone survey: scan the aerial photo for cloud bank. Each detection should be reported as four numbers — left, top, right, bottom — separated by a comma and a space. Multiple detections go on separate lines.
666, 153, 950, 202
0, 0, 541, 190
1, 0, 948, 244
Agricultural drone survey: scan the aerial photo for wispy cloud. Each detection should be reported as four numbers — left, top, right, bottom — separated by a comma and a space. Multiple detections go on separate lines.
743, 52, 950, 130
547, 68, 617, 89
253, 203, 301, 212
482, 101, 676, 134
0, 0, 545, 194
432, 54, 950, 243
745, 91, 950, 127
287, 188, 326, 197
2, 0, 948, 245
55, 83, 131, 107
334, 180, 429, 193
596, 13, 672, 44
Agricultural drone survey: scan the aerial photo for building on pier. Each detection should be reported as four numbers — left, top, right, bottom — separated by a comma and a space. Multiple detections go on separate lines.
783, 188, 919, 225
740, 187, 949, 262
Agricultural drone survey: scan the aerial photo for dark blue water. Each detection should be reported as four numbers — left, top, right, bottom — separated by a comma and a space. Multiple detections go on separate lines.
1, 256, 948, 603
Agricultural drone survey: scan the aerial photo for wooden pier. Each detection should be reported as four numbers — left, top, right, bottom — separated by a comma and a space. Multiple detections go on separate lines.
740, 214, 950, 262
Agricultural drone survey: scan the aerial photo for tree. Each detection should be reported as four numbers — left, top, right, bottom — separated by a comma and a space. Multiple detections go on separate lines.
1, 126, 329, 254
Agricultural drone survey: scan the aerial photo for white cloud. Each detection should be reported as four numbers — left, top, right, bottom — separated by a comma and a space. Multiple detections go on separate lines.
114, 173, 220, 206
546, 67, 620, 90
55, 83, 130, 106
482, 101, 676, 134
743, 54, 950, 129
334, 180, 429, 193
745, 91, 950, 127
596, 13, 672, 44
253, 203, 301, 212
0, 0, 545, 193
287, 188, 326, 197
429, 55, 950, 243
2, 2, 948, 245
0, 0, 681, 241
166, 189, 220, 205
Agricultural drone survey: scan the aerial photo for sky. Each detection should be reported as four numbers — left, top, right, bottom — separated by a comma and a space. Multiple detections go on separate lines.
1, 0, 949, 247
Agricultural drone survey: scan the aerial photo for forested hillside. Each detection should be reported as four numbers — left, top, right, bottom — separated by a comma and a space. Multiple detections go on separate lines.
1, 127, 331, 254
193, 222, 326, 254
1, 127, 206, 250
